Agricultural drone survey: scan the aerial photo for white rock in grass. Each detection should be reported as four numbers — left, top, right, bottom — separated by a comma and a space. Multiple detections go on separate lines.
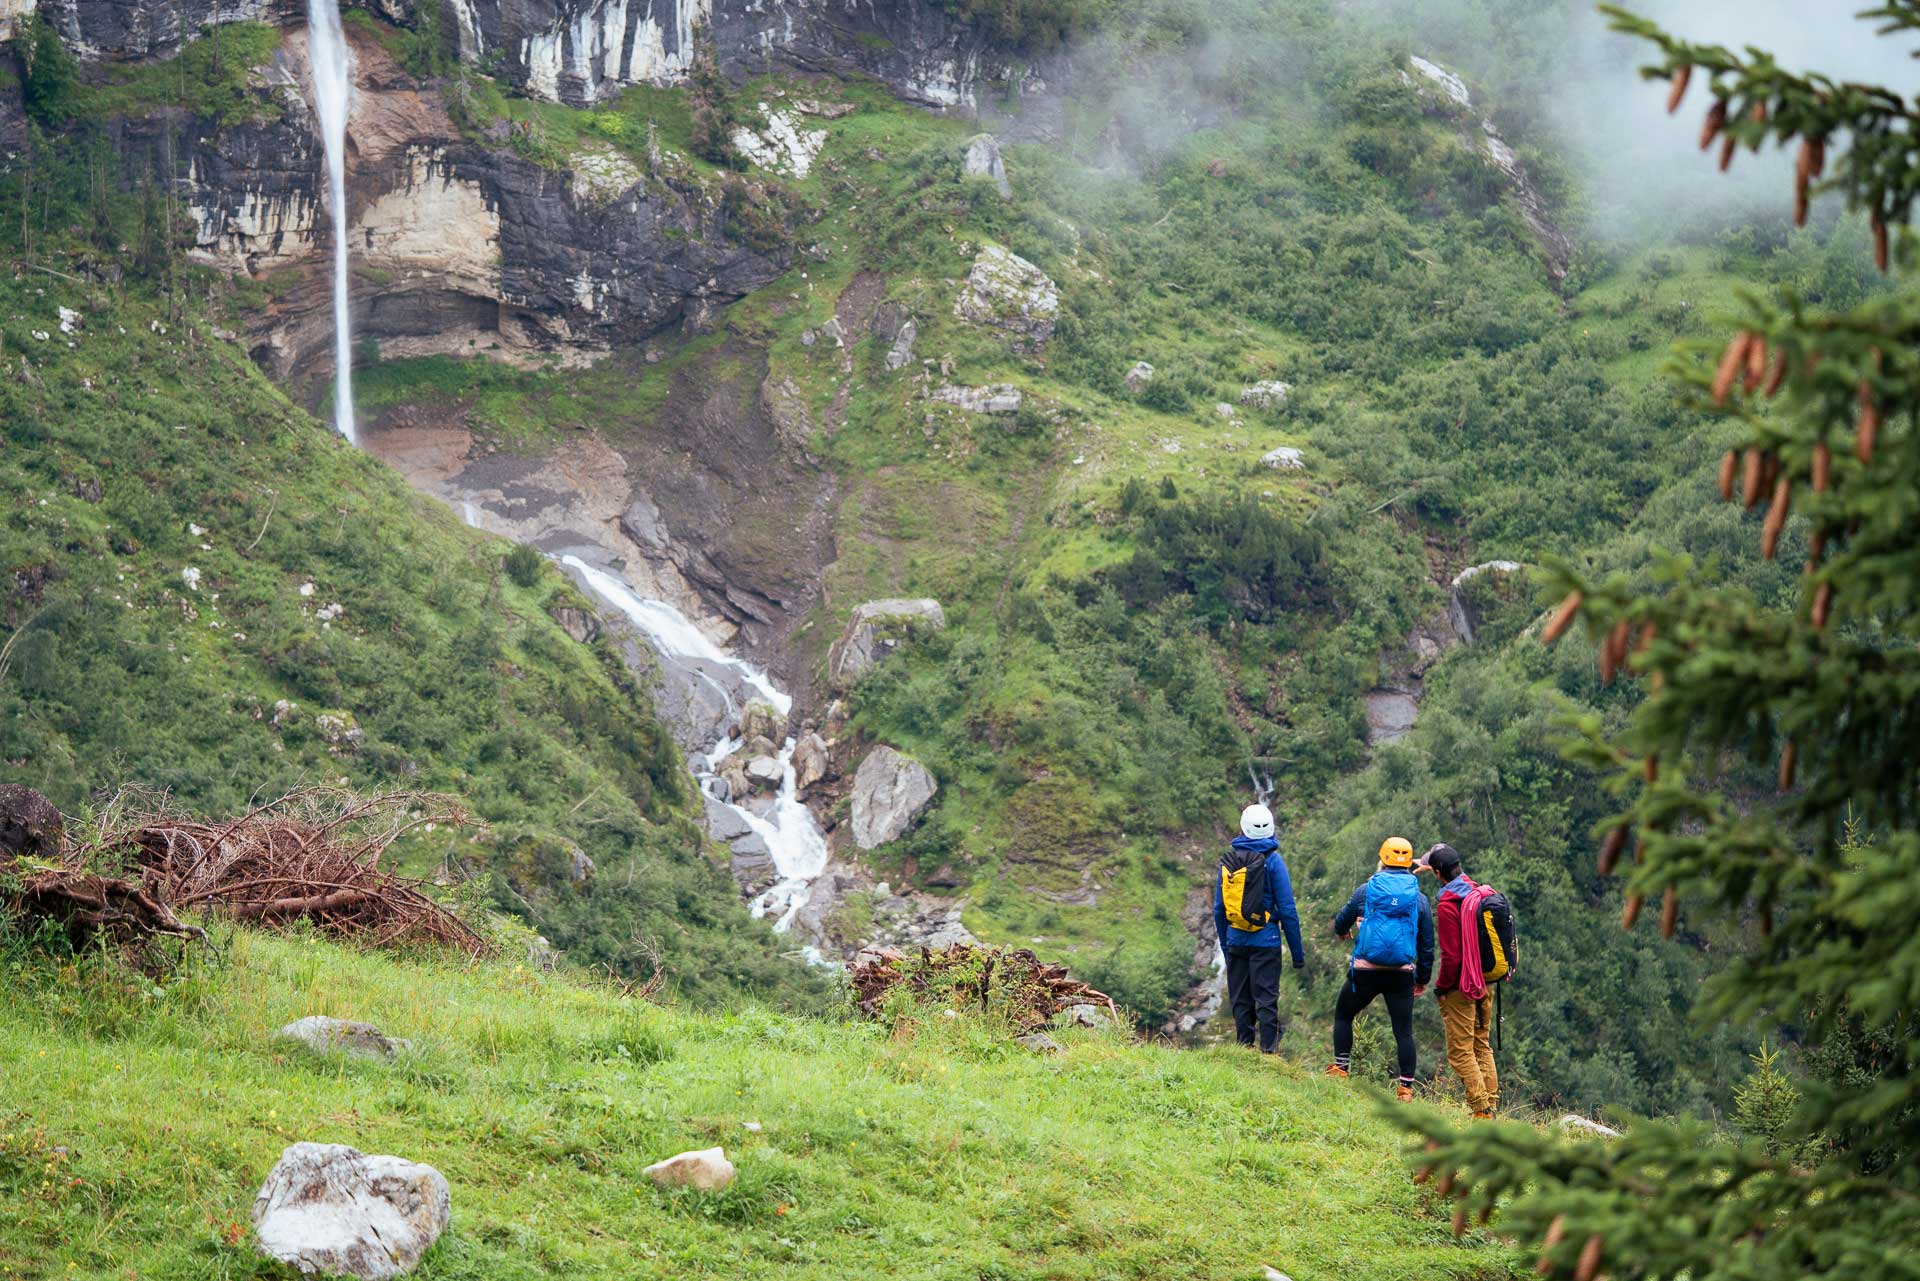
644, 1147, 736, 1192
1559, 1114, 1622, 1139
275, 1016, 411, 1061
1263, 1267, 1295, 1281
253, 1143, 450, 1280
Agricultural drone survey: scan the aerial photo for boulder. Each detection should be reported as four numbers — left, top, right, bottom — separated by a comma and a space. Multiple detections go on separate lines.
828, 598, 947, 688
0, 784, 62, 860
644, 1147, 735, 1192
962, 133, 1013, 198
1059, 1003, 1113, 1030
792, 732, 830, 793
1260, 446, 1305, 470
526, 935, 561, 971
1214, 402, 1240, 421
252, 1142, 450, 1280
1239, 380, 1292, 410
716, 756, 752, 805
735, 700, 784, 745
1018, 1032, 1063, 1054
745, 755, 785, 793
1124, 361, 1155, 394
850, 746, 938, 850
930, 383, 1022, 415
884, 317, 919, 371
274, 1017, 412, 1061
954, 245, 1058, 352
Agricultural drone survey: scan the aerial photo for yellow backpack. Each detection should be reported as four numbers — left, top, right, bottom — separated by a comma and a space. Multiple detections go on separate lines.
1220, 848, 1274, 932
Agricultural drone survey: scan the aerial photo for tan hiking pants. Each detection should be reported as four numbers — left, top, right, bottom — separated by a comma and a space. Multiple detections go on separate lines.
1439, 991, 1498, 1113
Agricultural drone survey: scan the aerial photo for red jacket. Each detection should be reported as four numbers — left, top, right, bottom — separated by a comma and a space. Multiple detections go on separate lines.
1434, 876, 1474, 995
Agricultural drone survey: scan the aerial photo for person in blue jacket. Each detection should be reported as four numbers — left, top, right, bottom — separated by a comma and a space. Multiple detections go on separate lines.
1324, 836, 1434, 1101
1212, 803, 1306, 1053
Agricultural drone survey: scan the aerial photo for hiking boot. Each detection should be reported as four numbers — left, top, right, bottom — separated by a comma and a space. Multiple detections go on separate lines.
1471, 1111, 1495, 1120
1323, 1064, 1349, 1078
1395, 1084, 1415, 1103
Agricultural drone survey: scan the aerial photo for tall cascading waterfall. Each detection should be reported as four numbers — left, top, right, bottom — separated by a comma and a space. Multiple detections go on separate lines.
307, 0, 357, 444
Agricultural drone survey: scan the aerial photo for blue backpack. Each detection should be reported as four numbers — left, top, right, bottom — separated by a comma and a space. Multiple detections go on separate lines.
1354, 871, 1420, 967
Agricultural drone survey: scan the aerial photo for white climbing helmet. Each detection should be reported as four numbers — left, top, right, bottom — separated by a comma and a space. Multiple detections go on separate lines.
1240, 803, 1275, 840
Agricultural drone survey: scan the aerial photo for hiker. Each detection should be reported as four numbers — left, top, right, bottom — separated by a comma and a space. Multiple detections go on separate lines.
1421, 842, 1512, 1119
1325, 837, 1433, 1101
1212, 802, 1306, 1053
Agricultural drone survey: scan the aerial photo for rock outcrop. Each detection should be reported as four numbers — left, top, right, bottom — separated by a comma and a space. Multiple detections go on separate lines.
963, 133, 1012, 197
1364, 689, 1419, 746
827, 598, 946, 688
1449, 560, 1526, 644
252, 1143, 450, 1280
1406, 55, 1572, 282
137, 27, 795, 385
39, 0, 1054, 112
884, 317, 920, 371
850, 746, 938, 850
274, 1016, 412, 1060
1260, 446, 1304, 470
930, 383, 1022, 415
954, 245, 1059, 352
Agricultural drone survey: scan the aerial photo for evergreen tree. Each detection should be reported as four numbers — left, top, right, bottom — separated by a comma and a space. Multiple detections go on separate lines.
1402, 6, 1920, 1276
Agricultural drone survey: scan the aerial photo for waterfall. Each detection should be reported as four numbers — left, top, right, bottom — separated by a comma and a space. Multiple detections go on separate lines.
307, 0, 356, 444
557, 556, 833, 942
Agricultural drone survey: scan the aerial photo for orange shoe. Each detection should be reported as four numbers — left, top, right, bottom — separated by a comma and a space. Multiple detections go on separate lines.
1323, 1064, 1350, 1078
1395, 1084, 1415, 1103
1471, 1110, 1495, 1120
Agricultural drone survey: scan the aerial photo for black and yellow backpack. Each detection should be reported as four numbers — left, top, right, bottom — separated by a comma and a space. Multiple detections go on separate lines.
1220, 847, 1274, 932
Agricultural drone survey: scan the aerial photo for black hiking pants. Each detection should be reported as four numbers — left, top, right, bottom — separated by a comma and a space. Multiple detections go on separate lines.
1225, 946, 1284, 1053
1333, 967, 1418, 1080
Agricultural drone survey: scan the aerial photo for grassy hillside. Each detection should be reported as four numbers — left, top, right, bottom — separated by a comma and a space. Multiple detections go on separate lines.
0, 924, 1519, 1280
325, 0, 1837, 1111
0, 271, 819, 1005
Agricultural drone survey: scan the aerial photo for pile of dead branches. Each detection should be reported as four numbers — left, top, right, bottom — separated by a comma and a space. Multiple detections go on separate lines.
2, 785, 490, 957
849, 942, 1120, 1033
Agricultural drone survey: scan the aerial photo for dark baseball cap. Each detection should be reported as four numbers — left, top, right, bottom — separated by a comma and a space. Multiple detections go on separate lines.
1421, 843, 1462, 876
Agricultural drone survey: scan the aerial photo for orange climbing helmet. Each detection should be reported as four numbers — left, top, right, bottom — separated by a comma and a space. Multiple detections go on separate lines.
1378, 837, 1416, 868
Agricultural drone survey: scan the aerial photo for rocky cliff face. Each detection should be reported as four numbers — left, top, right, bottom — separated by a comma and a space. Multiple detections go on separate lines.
20, 0, 1057, 383
35, 0, 1046, 110
129, 24, 793, 379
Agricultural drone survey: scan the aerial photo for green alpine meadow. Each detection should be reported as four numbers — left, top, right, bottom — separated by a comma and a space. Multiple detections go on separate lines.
2, 0, 1915, 1277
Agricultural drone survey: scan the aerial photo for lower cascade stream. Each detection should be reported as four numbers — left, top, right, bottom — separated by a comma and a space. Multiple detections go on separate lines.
559, 557, 833, 948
